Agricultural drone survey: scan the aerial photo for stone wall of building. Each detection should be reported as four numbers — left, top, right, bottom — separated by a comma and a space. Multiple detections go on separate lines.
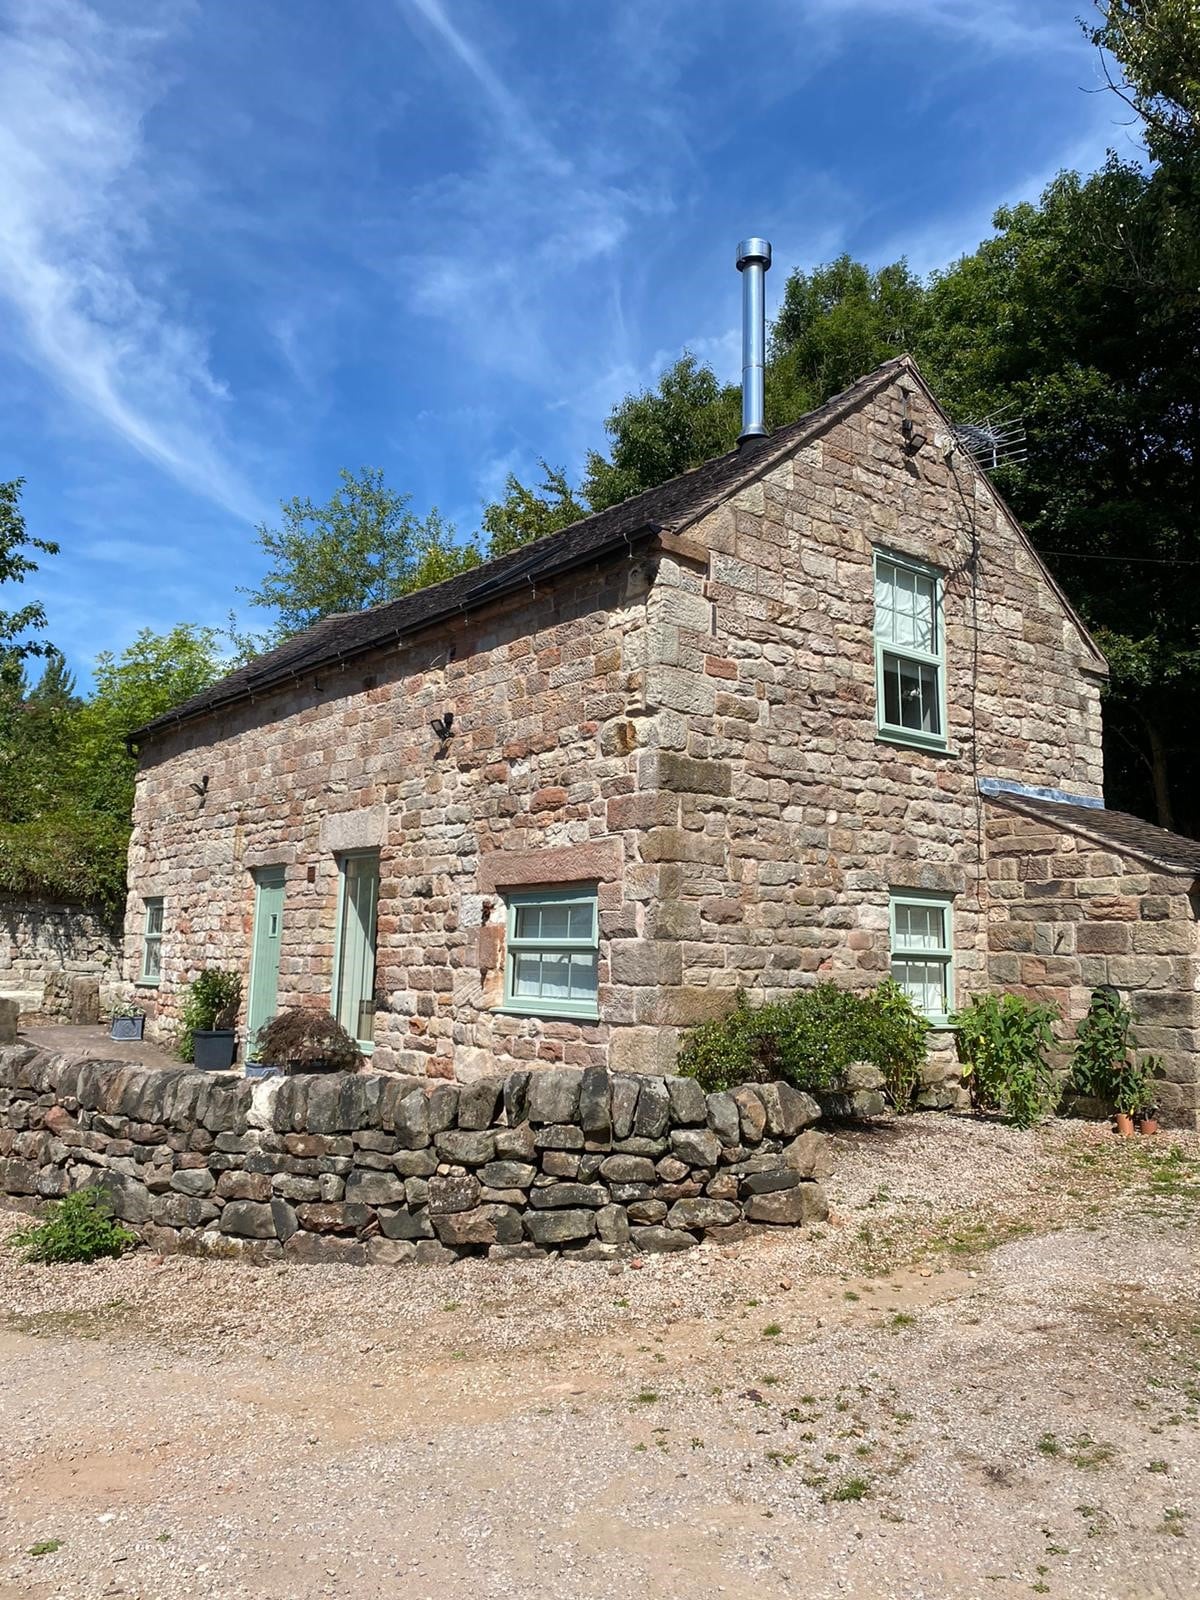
126, 369, 1107, 1087
0, 899, 121, 1020
610, 377, 1106, 1096
0, 1047, 830, 1262
984, 804, 1200, 1128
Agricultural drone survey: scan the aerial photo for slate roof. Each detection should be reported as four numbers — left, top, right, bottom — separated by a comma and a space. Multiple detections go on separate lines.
988, 791, 1200, 876
129, 359, 909, 744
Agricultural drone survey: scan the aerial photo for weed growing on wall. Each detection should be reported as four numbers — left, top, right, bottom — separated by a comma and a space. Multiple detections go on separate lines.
8, 1188, 136, 1264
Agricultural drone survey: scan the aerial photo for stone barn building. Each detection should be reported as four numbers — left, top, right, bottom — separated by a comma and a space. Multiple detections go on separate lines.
124, 356, 1200, 1125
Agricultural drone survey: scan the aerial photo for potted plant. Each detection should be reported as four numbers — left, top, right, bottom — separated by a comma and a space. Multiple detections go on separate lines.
179, 969, 242, 1071
1136, 1060, 1163, 1134
1112, 1054, 1148, 1138
254, 1008, 362, 1076
108, 1000, 146, 1043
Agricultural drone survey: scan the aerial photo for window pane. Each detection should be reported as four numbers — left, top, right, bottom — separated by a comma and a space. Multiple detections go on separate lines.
876, 560, 936, 652
145, 901, 163, 936
883, 652, 940, 734
568, 903, 593, 939
538, 904, 572, 940
568, 952, 598, 1000
143, 938, 161, 982
513, 953, 543, 997
539, 953, 571, 997
895, 903, 945, 952
892, 957, 948, 1017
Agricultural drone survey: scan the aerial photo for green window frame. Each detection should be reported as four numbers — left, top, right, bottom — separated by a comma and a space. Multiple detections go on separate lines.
139, 897, 164, 986
890, 891, 954, 1024
502, 886, 600, 1021
332, 851, 380, 1054
874, 550, 947, 750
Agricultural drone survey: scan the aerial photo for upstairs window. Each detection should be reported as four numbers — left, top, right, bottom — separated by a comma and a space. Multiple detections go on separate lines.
504, 887, 599, 1020
140, 897, 164, 985
874, 552, 946, 748
890, 892, 953, 1023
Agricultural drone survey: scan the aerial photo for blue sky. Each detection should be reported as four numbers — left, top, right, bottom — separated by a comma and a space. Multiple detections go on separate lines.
0, 0, 1138, 683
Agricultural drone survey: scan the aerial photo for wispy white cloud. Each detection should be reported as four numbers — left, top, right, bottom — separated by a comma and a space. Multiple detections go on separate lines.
0, 0, 264, 520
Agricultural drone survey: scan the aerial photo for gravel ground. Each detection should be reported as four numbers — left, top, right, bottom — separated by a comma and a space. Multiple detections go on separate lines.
2, 1114, 1199, 1600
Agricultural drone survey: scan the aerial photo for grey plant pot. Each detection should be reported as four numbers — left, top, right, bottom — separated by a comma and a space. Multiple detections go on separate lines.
193, 1029, 237, 1071
110, 1016, 145, 1042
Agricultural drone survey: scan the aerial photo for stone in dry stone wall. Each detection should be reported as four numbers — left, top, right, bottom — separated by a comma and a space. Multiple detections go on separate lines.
0, 1049, 828, 1265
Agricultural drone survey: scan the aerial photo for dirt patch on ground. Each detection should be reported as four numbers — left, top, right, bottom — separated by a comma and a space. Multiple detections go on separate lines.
2, 1115, 1198, 1599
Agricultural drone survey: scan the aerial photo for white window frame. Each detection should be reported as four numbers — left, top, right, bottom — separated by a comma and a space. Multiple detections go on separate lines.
139, 897, 164, 986
501, 886, 600, 1022
873, 549, 948, 750
890, 891, 954, 1025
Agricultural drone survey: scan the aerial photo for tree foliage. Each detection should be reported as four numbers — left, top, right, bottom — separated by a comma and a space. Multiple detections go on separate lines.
242, 467, 477, 639
1087, 0, 1200, 159
0, 479, 57, 664
0, 626, 224, 916
482, 461, 586, 558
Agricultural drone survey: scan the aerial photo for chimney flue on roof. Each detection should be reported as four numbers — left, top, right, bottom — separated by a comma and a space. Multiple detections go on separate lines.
736, 237, 771, 443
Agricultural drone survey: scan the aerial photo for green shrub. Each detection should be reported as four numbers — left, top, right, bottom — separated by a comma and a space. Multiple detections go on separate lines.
8, 1188, 136, 1264
953, 992, 1061, 1128
677, 980, 929, 1107
178, 968, 242, 1063
1070, 987, 1158, 1115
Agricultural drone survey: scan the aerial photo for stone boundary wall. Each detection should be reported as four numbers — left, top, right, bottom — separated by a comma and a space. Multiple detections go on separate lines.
0, 1048, 830, 1265
0, 900, 121, 1021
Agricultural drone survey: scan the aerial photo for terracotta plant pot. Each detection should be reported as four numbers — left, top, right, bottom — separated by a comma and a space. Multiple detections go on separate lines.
1138, 1116, 1159, 1136
1114, 1112, 1135, 1138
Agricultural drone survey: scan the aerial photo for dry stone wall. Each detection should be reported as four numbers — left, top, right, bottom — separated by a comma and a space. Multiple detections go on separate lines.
0, 899, 120, 1020
0, 1047, 830, 1263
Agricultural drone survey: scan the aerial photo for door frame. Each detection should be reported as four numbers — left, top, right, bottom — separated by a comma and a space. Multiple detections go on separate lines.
331, 849, 380, 1055
246, 865, 288, 1051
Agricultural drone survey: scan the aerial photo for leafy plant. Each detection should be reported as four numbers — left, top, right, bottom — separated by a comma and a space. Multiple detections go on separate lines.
1070, 988, 1162, 1117
676, 980, 929, 1105
953, 993, 1062, 1129
254, 1007, 362, 1074
108, 999, 146, 1021
178, 969, 242, 1063
8, 1189, 136, 1264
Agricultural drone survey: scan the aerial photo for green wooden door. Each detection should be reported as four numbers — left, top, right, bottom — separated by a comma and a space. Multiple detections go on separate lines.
247, 868, 287, 1052
334, 852, 380, 1051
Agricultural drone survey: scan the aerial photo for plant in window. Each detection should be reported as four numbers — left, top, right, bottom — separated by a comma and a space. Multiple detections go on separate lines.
952, 993, 1062, 1129
255, 1007, 362, 1074
178, 969, 242, 1064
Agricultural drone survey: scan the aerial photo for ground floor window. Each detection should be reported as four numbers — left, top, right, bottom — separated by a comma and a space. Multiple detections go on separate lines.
334, 851, 379, 1050
503, 886, 599, 1020
890, 891, 953, 1023
140, 897, 163, 985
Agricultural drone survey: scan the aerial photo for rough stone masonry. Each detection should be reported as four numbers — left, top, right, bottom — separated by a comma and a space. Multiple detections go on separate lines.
0, 1047, 830, 1264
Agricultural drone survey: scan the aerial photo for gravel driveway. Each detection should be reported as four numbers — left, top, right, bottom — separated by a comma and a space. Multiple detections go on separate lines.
2, 1115, 1198, 1600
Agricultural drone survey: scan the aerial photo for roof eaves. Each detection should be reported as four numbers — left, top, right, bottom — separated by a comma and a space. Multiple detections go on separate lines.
128, 518, 663, 745
987, 791, 1200, 876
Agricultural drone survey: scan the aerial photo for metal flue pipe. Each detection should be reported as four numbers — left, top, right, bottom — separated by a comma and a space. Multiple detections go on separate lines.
736, 237, 771, 442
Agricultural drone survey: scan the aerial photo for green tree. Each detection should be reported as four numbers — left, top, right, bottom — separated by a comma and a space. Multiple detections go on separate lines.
0, 626, 225, 915
482, 461, 586, 558
243, 467, 475, 638
1087, 0, 1200, 158
0, 479, 58, 664
770, 255, 926, 417
582, 355, 741, 511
